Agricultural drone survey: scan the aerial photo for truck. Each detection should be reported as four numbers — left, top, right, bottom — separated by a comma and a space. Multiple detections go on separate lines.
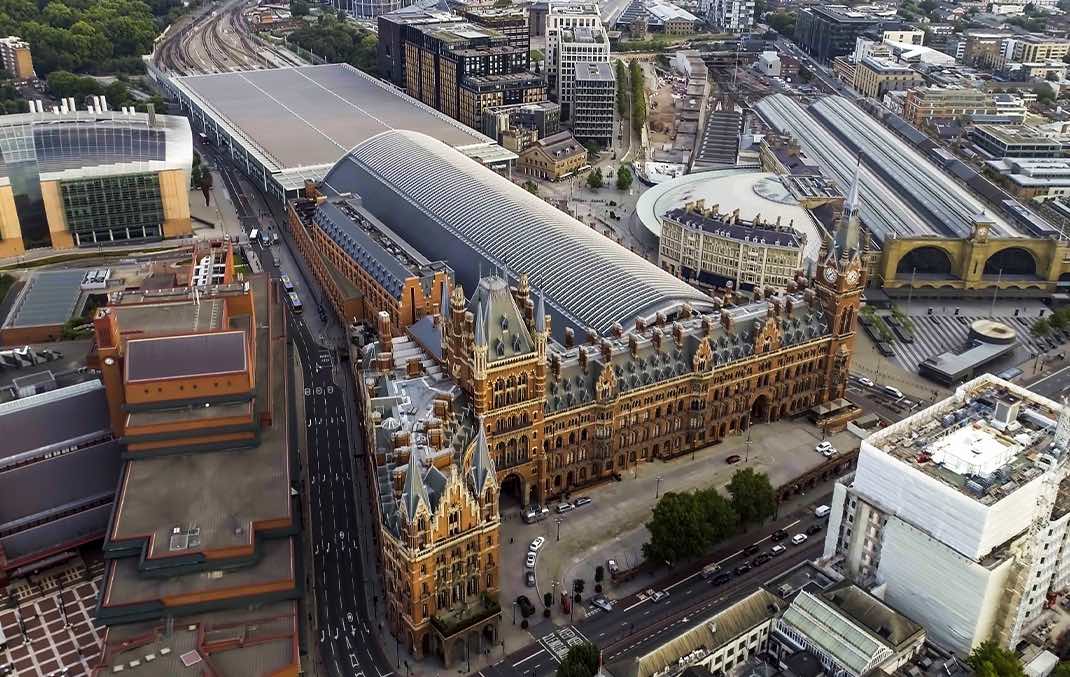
701, 562, 721, 579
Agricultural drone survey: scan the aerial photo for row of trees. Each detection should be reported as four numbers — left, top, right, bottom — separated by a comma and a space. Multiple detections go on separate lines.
615, 60, 629, 117
643, 468, 777, 565
286, 12, 378, 74
1031, 306, 1070, 337
585, 165, 633, 191
0, 0, 176, 76
628, 59, 646, 137
766, 10, 797, 38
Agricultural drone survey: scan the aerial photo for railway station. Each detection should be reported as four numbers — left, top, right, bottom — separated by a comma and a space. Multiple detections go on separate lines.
159, 63, 514, 202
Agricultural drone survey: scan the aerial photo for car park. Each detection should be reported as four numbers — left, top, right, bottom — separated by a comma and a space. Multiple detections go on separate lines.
574, 496, 592, 507
525, 571, 536, 587
525, 552, 537, 568
529, 536, 546, 552
650, 590, 669, 603
712, 572, 732, 586
791, 533, 808, 545
771, 529, 788, 542
770, 545, 787, 556
726, 454, 742, 464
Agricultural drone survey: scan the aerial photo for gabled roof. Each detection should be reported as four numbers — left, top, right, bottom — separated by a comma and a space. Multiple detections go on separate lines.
468, 276, 534, 361
400, 451, 431, 523
469, 421, 496, 494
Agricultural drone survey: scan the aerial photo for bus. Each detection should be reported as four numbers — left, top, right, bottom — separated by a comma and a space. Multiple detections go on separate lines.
249, 228, 260, 244
287, 291, 303, 314
281, 275, 295, 294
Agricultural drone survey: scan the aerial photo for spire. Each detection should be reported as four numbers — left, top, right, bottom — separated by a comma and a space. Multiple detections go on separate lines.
535, 288, 547, 334
501, 258, 510, 285
400, 451, 430, 522
439, 279, 450, 318
469, 418, 496, 494
836, 155, 862, 258
473, 299, 487, 348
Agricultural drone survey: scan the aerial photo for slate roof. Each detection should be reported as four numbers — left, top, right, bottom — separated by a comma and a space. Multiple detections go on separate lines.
469, 276, 534, 360
1, 380, 111, 464
664, 208, 803, 249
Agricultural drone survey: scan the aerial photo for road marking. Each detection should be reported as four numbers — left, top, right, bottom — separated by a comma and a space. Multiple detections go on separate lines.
664, 518, 802, 593
512, 648, 545, 667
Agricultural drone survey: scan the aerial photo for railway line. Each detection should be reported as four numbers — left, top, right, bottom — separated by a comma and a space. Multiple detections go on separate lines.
153, 0, 305, 76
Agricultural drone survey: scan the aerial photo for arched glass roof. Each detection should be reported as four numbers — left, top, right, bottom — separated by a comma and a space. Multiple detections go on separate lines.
322, 130, 713, 339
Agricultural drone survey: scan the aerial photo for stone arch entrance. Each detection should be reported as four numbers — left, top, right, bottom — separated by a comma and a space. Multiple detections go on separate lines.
500, 474, 524, 511
896, 245, 954, 276
751, 394, 771, 424
983, 247, 1037, 277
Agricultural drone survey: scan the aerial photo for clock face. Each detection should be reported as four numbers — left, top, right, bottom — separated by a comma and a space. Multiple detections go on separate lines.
846, 270, 859, 285
823, 267, 838, 284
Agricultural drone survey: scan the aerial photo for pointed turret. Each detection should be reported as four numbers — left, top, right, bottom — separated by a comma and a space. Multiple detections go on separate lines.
469, 418, 496, 495
535, 288, 547, 334
473, 299, 487, 348
439, 279, 450, 318
835, 155, 862, 258
400, 451, 430, 522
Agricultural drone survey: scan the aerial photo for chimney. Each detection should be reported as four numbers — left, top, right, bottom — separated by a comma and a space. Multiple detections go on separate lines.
635, 317, 646, 332
392, 431, 410, 449
671, 321, 683, 346
784, 297, 794, 317
722, 311, 733, 333
586, 327, 598, 345
629, 333, 639, 357
680, 303, 693, 319
655, 312, 666, 328
600, 339, 612, 362
578, 347, 588, 372
652, 327, 663, 351
611, 322, 624, 338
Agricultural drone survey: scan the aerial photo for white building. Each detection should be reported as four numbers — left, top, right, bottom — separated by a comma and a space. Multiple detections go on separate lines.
707, 0, 754, 33
757, 51, 782, 77
822, 374, 1070, 655
545, 1, 609, 121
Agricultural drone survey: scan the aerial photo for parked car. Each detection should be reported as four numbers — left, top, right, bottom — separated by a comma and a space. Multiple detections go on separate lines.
525, 571, 536, 587
751, 553, 772, 566
555, 502, 574, 514
712, 572, 732, 586
815, 505, 831, 518
806, 523, 823, 535
529, 536, 546, 552
516, 595, 536, 617
523, 506, 550, 524
882, 385, 904, 399
592, 596, 613, 612
857, 376, 874, 387
770, 545, 787, 557
733, 563, 752, 575
607, 559, 620, 575
771, 529, 788, 542
743, 544, 760, 556
574, 496, 592, 507
815, 441, 833, 454
791, 533, 808, 545
725, 454, 742, 464
525, 552, 537, 568
822, 447, 837, 458
650, 590, 669, 603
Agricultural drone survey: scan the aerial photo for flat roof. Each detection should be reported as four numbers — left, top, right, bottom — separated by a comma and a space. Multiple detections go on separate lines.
125, 331, 247, 383
3, 269, 86, 329
173, 64, 495, 177
0, 380, 110, 464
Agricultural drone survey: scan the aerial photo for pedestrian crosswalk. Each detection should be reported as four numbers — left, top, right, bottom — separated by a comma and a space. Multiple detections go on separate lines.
886, 315, 1052, 374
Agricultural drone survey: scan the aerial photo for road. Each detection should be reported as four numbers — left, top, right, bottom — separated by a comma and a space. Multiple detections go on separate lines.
480, 502, 828, 677
210, 144, 393, 677
1027, 362, 1070, 400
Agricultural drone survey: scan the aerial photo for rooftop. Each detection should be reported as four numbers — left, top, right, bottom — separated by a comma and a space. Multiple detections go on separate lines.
124, 331, 248, 383
172, 64, 501, 188
529, 130, 587, 159
575, 61, 615, 82
664, 206, 804, 249
0, 379, 111, 465
859, 55, 918, 73
986, 158, 1070, 186
2, 269, 86, 329
867, 376, 1062, 503
974, 123, 1063, 146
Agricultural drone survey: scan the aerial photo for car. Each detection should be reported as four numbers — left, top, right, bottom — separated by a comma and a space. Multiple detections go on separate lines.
856, 376, 874, 387
771, 529, 788, 542
806, 523, 823, 535
743, 544, 760, 556
791, 533, 808, 545
822, 447, 837, 458
882, 385, 904, 399
815, 441, 833, 454
815, 505, 831, 518
607, 559, 620, 575
770, 545, 787, 556
574, 496, 592, 507
525, 571, 536, 587
529, 536, 546, 552
733, 563, 752, 575
516, 595, 536, 617
725, 454, 742, 464
592, 596, 613, 612
712, 572, 732, 585
555, 502, 574, 514
525, 552, 537, 568
650, 590, 669, 603
752, 553, 772, 566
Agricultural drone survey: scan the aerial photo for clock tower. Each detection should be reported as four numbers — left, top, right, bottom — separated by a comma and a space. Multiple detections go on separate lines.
815, 155, 869, 398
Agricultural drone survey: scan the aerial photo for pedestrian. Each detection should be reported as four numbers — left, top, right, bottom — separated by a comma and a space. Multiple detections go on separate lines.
510, 537, 514, 544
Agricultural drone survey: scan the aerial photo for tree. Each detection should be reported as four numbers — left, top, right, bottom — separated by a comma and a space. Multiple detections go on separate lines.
696, 487, 738, 542
727, 468, 777, 527
587, 169, 603, 190
767, 10, 797, 38
291, 0, 310, 16
643, 491, 710, 564
1034, 317, 1052, 337
594, 565, 604, 583
523, 180, 539, 195
629, 59, 646, 136
967, 641, 1025, 677
616, 165, 633, 191
753, 0, 767, 20
556, 642, 599, 677
1053, 663, 1070, 677
615, 60, 630, 116
530, 48, 543, 63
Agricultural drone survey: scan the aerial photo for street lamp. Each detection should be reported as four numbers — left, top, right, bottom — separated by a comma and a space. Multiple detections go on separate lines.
555, 517, 563, 542
745, 426, 753, 463
512, 601, 518, 625
656, 475, 663, 498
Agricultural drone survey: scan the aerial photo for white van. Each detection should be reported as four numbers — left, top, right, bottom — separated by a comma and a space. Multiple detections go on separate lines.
814, 505, 831, 518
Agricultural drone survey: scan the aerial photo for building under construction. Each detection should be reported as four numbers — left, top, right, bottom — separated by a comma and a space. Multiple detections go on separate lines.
822, 374, 1070, 654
